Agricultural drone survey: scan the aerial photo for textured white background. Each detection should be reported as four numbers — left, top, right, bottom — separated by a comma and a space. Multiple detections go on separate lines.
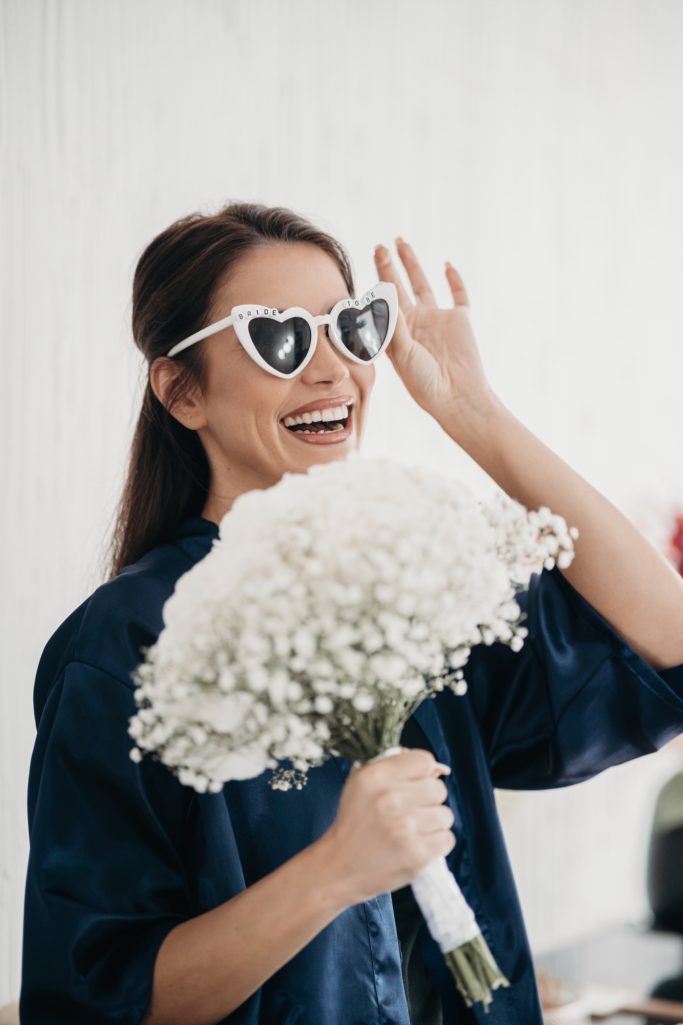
2, 0, 683, 1005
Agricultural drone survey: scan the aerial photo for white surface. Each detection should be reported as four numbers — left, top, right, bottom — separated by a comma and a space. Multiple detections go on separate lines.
3, 0, 683, 1004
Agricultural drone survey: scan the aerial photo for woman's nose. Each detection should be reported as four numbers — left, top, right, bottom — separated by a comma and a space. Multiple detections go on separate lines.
300, 325, 351, 383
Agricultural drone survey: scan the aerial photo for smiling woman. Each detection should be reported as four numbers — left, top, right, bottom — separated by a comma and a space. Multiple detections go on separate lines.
157, 252, 369, 510
20, 200, 683, 1025
99, 203, 383, 572
20, 202, 454, 1025
156, 271, 399, 452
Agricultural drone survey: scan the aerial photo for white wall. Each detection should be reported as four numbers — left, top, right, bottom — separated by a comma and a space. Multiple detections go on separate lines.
3, 0, 683, 1003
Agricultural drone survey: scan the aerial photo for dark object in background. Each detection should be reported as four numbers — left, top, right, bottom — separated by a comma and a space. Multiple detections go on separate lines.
647, 771, 683, 934
646, 770, 683, 1011
532, 770, 683, 1024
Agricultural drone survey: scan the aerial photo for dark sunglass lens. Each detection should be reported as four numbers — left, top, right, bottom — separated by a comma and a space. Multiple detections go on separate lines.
248, 317, 311, 374
337, 299, 390, 361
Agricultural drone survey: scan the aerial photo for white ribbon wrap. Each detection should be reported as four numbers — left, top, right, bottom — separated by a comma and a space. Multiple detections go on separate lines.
367, 745, 480, 951
411, 853, 479, 950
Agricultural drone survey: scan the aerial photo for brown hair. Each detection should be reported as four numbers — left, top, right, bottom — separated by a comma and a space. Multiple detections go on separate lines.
102, 201, 355, 581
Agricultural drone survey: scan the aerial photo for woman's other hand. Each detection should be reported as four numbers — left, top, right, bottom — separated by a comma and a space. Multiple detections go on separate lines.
375, 238, 496, 436
319, 747, 456, 906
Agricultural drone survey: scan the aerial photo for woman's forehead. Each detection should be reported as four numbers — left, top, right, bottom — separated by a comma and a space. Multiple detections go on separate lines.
212, 243, 350, 316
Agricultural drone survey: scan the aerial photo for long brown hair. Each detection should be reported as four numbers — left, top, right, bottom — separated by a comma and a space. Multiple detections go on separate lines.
102, 201, 355, 581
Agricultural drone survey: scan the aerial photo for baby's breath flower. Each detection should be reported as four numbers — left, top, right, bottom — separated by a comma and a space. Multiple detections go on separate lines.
128, 453, 577, 791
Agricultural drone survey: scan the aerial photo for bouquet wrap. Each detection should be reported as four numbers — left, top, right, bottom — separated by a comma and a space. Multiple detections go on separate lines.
369, 746, 508, 1009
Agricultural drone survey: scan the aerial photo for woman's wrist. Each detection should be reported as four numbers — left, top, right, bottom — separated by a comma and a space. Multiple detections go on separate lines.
306, 827, 359, 914
437, 385, 511, 467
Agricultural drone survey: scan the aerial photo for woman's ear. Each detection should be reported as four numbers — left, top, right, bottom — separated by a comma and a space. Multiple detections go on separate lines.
149, 356, 207, 430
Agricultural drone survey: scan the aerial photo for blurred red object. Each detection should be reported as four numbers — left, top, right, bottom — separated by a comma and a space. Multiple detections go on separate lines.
670, 513, 683, 576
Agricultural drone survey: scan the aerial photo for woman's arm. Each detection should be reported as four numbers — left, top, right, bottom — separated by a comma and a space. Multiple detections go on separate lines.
373, 238, 683, 673
442, 391, 683, 672
142, 831, 347, 1025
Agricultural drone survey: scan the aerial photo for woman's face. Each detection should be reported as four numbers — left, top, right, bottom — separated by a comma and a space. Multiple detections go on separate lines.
164, 242, 375, 523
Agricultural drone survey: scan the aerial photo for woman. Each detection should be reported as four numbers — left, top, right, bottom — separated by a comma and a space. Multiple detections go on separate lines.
20, 201, 683, 1025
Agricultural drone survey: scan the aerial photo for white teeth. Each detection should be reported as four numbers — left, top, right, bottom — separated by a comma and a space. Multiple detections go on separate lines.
282, 403, 350, 427
296, 424, 345, 435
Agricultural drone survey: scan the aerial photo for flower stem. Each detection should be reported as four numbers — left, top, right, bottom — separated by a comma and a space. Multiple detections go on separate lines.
444, 934, 510, 1013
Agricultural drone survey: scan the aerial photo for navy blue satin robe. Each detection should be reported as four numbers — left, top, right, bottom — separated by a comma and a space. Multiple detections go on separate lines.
20, 514, 683, 1024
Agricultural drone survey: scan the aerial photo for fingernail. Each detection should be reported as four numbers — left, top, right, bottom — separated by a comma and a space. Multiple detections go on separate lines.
436, 762, 451, 774
395, 235, 405, 245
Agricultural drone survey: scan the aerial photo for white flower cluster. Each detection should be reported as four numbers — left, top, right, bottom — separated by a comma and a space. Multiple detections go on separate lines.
480, 488, 579, 586
128, 453, 578, 792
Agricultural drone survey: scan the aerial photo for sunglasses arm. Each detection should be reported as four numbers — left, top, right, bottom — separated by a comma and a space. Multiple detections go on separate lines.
166, 314, 235, 358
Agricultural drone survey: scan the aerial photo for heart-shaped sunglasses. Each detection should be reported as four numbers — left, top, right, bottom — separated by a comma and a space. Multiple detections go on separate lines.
165, 281, 398, 379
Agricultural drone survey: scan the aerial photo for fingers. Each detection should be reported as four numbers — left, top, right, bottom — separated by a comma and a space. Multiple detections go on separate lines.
374, 238, 470, 314
393, 237, 438, 307
363, 748, 450, 788
397, 775, 450, 808
444, 261, 470, 309
390, 748, 450, 781
377, 776, 456, 841
413, 802, 455, 835
374, 243, 414, 314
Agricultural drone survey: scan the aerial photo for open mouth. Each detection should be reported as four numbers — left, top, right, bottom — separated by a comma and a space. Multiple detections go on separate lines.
278, 403, 355, 443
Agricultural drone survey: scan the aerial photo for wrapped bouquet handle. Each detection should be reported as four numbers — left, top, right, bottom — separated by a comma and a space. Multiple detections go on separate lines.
365, 746, 510, 1012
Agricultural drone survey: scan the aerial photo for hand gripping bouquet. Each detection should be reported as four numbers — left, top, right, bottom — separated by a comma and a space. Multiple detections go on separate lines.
129, 453, 578, 1012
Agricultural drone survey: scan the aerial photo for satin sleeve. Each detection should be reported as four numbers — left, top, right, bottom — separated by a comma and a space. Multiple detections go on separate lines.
20, 660, 194, 1024
465, 565, 683, 789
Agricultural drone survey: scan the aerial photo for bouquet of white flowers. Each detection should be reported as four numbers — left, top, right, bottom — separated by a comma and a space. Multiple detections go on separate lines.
129, 452, 578, 1011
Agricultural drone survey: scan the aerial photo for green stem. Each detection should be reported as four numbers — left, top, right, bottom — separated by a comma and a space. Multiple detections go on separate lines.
443, 934, 510, 1013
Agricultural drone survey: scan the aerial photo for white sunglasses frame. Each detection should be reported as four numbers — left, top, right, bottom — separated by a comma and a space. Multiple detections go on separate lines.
165, 281, 399, 379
